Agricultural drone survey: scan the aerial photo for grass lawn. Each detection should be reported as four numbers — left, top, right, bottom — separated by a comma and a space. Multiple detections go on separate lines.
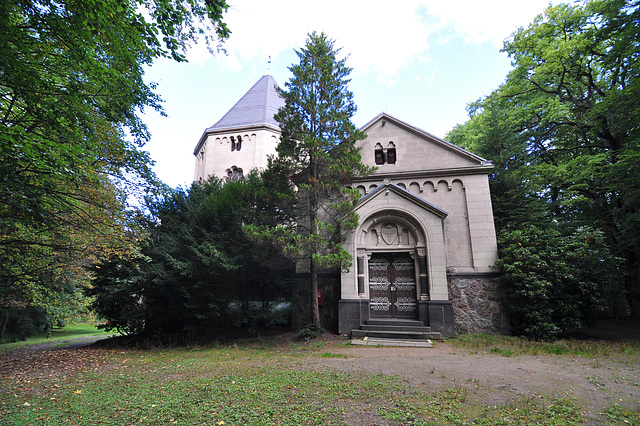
0, 323, 114, 353
1, 332, 639, 425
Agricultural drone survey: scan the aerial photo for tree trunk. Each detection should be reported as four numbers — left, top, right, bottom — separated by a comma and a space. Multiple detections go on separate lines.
627, 242, 640, 320
310, 257, 320, 328
308, 150, 321, 329
0, 312, 9, 344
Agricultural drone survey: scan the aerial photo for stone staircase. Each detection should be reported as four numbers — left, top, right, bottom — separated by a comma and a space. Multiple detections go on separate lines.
350, 319, 442, 345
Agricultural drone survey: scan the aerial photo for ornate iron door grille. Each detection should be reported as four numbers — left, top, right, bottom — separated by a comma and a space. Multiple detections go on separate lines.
368, 254, 417, 318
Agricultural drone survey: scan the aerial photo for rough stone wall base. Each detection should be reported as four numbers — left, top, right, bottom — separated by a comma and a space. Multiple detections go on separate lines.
448, 273, 510, 335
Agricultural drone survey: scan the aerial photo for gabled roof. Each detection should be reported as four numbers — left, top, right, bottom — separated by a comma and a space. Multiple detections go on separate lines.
361, 112, 492, 167
209, 74, 284, 132
357, 178, 448, 219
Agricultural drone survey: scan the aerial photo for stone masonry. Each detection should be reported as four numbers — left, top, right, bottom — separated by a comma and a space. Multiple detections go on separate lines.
447, 274, 509, 335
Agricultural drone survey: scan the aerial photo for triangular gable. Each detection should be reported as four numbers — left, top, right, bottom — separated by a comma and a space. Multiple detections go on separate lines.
358, 113, 492, 173
357, 179, 448, 219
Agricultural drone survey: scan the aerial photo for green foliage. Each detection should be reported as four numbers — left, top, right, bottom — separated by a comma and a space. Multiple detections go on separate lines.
497, 225, 625, 339
0, 0, 229, 340
296, 323, 325, 341
263, 32, 374, 327
86, 255, 148, 336
449, 0, 640, 327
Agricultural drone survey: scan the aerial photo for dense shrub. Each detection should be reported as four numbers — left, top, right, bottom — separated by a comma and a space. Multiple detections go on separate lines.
498, 225, 625, 340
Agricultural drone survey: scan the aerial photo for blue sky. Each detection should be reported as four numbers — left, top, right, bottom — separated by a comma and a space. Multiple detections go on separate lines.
141, 0, 560, 188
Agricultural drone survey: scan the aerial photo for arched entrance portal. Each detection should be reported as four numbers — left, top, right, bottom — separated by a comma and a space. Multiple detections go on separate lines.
368, 253, 418, 319
339, 180, 455, 337
356, 212, 431, 323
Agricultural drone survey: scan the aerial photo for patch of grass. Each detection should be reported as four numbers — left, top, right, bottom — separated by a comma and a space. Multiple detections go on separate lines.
605, 403, 640, 424
1, 347, 398, 424
0, 323, 114, 352
488, 346, 515, 357
451, 333, 640, 357
317, 351, 348, 358
587, 374, 605, 387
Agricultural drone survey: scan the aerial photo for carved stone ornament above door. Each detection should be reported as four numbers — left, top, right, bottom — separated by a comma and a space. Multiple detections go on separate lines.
381, 222, 398, 245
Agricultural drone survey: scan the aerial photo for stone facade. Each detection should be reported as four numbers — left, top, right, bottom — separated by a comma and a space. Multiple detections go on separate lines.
194, 126, 280, 182
338, 114, 499, 337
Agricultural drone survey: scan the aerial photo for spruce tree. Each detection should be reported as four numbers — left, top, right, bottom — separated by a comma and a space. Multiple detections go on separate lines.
272, 32, 373, 328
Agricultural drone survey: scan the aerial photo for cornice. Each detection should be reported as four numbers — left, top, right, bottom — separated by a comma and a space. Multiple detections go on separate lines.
193, 124, 281, 155
351, 164, 494, 184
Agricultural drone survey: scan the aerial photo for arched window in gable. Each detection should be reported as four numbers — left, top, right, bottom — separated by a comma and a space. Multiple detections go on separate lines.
386, 142, 396, 164
374, 143, 385, 165
230, 135, 243, 151
374, 141, 397, 165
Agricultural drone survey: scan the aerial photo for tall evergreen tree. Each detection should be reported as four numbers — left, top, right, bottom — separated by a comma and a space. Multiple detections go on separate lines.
89, 173, 294, 340
269, 32, 373, 328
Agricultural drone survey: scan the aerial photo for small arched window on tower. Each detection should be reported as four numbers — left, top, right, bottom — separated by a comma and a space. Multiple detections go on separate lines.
225, 166, 243, 182
374, 143, 385, 165
386, 142, 396, 164
230, 135, 243, 151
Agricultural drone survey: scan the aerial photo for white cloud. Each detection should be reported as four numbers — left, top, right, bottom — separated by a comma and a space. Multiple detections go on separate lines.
421, 0, 556, 47
194, 0, 557, 79
199, 1, 434, 80
146, 0, 563, 187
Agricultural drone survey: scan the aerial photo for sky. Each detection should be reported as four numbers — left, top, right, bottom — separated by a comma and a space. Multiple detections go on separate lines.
141, 0, 561, 189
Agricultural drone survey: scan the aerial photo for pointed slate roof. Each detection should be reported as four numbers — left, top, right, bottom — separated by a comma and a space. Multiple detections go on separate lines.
208, 74, 284, 132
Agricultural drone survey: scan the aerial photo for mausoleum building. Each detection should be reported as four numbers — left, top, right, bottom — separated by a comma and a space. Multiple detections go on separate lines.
194, 75, 507, 338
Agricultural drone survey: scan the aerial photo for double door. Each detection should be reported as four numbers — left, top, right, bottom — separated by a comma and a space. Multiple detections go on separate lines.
368, 253, 417, 319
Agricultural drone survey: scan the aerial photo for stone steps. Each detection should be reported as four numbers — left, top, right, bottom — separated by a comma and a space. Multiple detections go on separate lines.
359, 324, 432, 332
365, 319, 425, 327
351, 337, 432, 348
350, 319, 443, 342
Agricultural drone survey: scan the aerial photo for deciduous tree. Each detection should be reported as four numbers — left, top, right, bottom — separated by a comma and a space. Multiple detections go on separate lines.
448, 0, 639, 332
0, 0, 230, 338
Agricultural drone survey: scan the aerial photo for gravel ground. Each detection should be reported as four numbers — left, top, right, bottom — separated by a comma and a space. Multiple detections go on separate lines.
297, 338, 640, 423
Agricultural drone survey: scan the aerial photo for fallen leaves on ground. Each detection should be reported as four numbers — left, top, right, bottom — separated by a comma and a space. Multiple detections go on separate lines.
0, 346, 114, 385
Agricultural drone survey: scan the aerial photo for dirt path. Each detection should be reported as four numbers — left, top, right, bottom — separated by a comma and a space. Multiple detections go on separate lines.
8, 334, 115, 353
293, 341, 640, 422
